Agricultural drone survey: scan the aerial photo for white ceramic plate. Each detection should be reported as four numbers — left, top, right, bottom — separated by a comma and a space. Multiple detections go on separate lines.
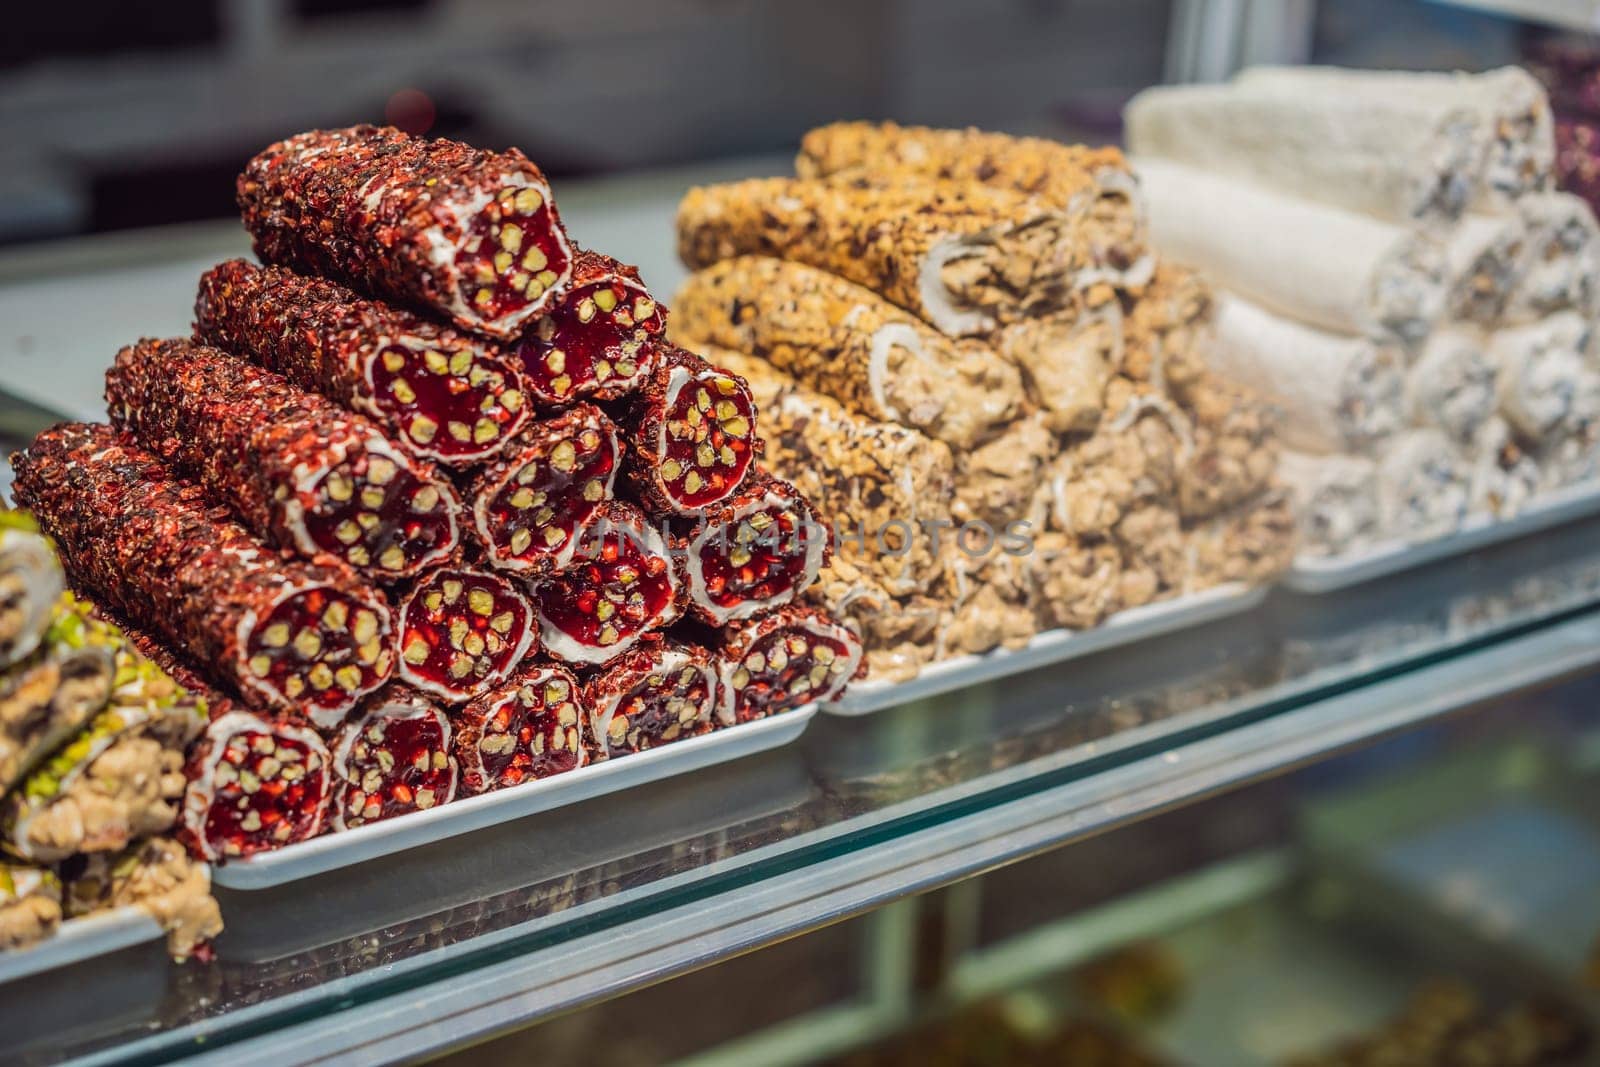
0, 907, 161, 986
211, 705, 818, 890
823, 583, 1269, 717
1286, 482, 1600, 595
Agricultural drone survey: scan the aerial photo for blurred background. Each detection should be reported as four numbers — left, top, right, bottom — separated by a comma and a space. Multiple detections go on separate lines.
0, 0, 1562, 247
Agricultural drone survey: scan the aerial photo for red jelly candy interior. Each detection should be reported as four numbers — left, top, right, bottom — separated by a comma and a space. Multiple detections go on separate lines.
481, 421, 615, 568
399, 570, 533, 697
516, 278, 663, 402
697, 503, 813, 614
728, 627, 854, 721
368, 343, 528, 463
454, 185, 571, 325
463, 674, 583, 791
604, 659, 712, 753
335, 707, 455, 829
658, 372, 756, 510
203, 727, 328, 857
300, 450, 456, 577
540, 523, 675, 655
243, 589, 391, 715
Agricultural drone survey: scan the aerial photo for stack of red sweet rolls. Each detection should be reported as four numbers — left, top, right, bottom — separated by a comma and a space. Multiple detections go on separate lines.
11, 125, 863, 864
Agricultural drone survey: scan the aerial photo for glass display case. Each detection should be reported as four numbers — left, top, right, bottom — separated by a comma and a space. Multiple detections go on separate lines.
4, 2, 1600, 1065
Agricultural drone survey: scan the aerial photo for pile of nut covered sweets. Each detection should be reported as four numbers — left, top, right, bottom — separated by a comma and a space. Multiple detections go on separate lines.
0, 513, 223, 959
672, 122, 1295, 682
11, 125, 863, 865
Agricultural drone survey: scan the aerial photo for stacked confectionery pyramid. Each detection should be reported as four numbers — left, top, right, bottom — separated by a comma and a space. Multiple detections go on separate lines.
1126, 66, 1600, 560
11, 125, 863, 864
670, 122, 1297, 683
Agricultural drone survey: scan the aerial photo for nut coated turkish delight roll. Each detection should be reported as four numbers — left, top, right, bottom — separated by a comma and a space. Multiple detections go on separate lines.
467, 403, 620, 574
992, 291, 1121, 434
1136, 157, 1448, 343
688, 344, 958, 597
1377, 429, 1471, 541
181, 709, 333, 861
0, 864, 60, 951
1119, 263, 1212, 395
1185, 490, 1297, 589
453, 665, 585, 794
513, 249, 665, 404
1488, 312, 1594, 441
1468, 417, 1541, 519
622, 347, 760, 515
330, 687, 457, 830
713, 606, 863, 724
1443, 214, 1528, 325
395, 567, 536, 702
1276, 451, 1381, 557
677, 177, 1088, 336
1505, 192, 1600, 322
107, 338, 462, 580
61, 837, 222, 961
684, 471, 828, 626
12, 424, 395, 726
1405, 328, 1498, 447
584, 641, 717, 758
531, 502, 681, 665
238, 125, 574, 339
195, 260, 531, 467
1171, 371, 1279, 520
673, 257, 1024, 449
795, 121, 1152, 291
0, 636, 114, 798
0, 512, 63, 670
3, 612, 206, 863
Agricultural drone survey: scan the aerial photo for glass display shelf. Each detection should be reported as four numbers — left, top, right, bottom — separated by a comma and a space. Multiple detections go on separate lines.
1, 502, 1596, 1065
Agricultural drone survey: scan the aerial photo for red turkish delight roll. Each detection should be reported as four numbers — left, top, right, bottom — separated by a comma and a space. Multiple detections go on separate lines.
684, 472, 828, 625
195, 260, 531, 467
584, 641, 717, 758
532, 502, 681, 666
623, 348, 761, 515
514, 249, 665, 404
107, 337, 461, 581
331, 688, 457, 830
714, 607, 864, 724
12, 424, 395, 728
181, 710, 332, 861
396, 567, 536, 702
453, 665, 586, 794
468, 404, 619, 575
238, 125, 574, 339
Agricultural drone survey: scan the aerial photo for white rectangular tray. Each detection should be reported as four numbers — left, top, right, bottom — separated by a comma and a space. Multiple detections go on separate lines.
823, 583, 1268, 717
212, 704, 818, 890
0, 906, 161, 986
1285, 481, 1600, 595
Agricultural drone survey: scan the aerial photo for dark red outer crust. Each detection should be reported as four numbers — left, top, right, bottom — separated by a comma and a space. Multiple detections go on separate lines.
395, 567, 537, 702
711, 606, 865, 725
180, 709, 333, 862
581, 641, 717, 758
621, 347, 763, 516
513, 248, 666, 404
12, 423, 394, 723
194, 259, 532, 467
467, 404, 620, 576
238, 125, 574, 339
532, 501, 683, 666
331, 687, 458, 830
682, 470, 829, 625
106, 337, 462, 581
452, 665, 586, 794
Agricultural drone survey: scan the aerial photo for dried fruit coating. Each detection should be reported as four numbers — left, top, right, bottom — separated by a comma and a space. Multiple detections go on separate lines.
396, 567, 537, 702
533, 503, 681, 665
468, 404, 619, 575
12, 424, 394, 725
181, 711, 332, 861
685, 472, 827, 625
584, 642, 717, 758
195, 260, 531, 467
715, 606, 864, 724
623, 347, 761, 515
514, 249, 665, 403
107, 337, 462, 581
331, 691, 457, 830
239, 125, 574, 339
453, 666, 585, 794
